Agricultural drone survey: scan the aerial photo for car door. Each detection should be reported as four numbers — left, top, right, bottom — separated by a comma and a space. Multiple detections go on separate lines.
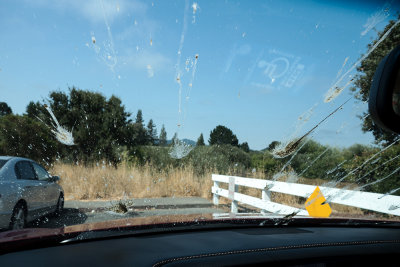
31, 163, 59, 210
14, 161, 42, 213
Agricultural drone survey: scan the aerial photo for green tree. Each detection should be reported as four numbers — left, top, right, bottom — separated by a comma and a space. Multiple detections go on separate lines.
352, 17, 400, 144
26, 87, 132, 165
0, 115, 58, 165
196, 133, 205, 146
240, 142, 250, 153
0, 102, 12, 116
135, 109, 144, 126
250, 151, 281, 176
268, 141, 280, 151
171, 132, 178, 145
129, 109, 147, 146
341, 143, 400, 195
159, 124, 167, 146
146, 119, 158, 145
209, 125, 239, 146
126, 123, 147, 147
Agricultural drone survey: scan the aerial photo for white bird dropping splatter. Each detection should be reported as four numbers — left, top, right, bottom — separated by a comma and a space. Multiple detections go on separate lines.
169, 138, 193, 159
192, 2, 199, 23
324, 19, 400, 103
44, 105, 75, 146
192, 2, 198, 13
147, 65, 154, 78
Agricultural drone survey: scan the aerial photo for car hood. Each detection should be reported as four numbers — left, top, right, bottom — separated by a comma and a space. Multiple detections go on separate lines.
1, 212, 400, 247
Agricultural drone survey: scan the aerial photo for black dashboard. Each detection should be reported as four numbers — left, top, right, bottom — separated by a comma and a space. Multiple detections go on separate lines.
1, 225, 400, 266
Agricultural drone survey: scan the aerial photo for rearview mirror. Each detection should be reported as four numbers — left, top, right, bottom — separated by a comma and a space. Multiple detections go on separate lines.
369, 44, 400, 134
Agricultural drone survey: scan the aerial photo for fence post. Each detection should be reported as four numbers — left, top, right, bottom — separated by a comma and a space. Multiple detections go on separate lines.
261, 186, 271, 214
229, 176, 238, 213
213, 180, 220, 206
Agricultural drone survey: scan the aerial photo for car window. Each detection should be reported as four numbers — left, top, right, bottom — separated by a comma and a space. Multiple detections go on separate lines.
15, 161, 37, 180
32, 163, 51, 181
0, 160, 8, 170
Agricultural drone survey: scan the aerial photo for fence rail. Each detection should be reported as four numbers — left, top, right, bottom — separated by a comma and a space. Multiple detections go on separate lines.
211, 174, 400, 217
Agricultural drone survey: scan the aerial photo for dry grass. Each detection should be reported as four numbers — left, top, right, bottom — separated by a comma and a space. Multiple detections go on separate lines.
51, 162, 213, 201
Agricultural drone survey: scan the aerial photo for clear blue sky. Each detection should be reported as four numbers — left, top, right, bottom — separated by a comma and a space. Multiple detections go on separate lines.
1, 0, 399, 150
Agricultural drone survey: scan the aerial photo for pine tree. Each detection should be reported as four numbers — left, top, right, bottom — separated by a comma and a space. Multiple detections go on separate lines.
135, 109, 144, 126
171, 132, 178, 145
0, 102, 12, 116
147, 119, 158, 145
159, 124, 167, 146
196, 133, 205, 146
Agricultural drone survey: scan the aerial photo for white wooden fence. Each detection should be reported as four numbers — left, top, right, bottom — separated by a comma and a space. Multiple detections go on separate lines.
211, 174, 400, 217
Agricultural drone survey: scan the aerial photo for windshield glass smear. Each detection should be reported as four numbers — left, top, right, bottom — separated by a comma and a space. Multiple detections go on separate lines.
1, 0, 400, 236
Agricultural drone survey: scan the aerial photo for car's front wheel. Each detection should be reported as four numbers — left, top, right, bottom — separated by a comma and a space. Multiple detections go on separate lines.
9, 203, 26, 230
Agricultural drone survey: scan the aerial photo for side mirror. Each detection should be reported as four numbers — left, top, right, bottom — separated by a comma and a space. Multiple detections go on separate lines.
51, 175, 60, 182
369, 44, 400, 134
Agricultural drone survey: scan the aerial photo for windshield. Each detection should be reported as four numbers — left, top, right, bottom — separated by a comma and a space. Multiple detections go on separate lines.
1, 0, 400, 236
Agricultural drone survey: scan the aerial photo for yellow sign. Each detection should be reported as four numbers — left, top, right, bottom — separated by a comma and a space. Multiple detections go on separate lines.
305, 186, 332, 218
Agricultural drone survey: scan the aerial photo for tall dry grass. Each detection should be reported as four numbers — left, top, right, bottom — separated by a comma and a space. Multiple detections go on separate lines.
51, 162, 214, 201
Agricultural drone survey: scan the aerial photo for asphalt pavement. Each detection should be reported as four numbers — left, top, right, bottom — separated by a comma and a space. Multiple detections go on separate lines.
28, 197, 228, 229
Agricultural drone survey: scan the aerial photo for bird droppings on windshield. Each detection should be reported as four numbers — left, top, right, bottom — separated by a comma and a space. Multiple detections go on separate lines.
110, 199, 134, 214
169, 138, 194, 159
169, 2, 200, 158
324, 18, 400, 103
285, 171, 300, 183
335, 56, 349, 79
361, 2, 391, 36
298, 105, 316, 122
174, 1, 189, 131
192, 2, 199, 23
42, 104, 75, 146
272, 99, 350, 158
147, 65, 154, 78
324, 86, 344, 103
88, 0, 118, 74
272, 138, 303, 159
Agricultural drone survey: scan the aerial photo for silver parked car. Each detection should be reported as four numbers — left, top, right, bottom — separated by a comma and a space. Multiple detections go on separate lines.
0, 156, 64, 230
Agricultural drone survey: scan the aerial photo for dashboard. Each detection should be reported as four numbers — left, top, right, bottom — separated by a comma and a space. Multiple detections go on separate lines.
1, 225, 400, 266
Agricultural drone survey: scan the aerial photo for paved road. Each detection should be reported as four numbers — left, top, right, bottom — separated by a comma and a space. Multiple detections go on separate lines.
65, 197, 215, 210
28, 197, 228, 229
